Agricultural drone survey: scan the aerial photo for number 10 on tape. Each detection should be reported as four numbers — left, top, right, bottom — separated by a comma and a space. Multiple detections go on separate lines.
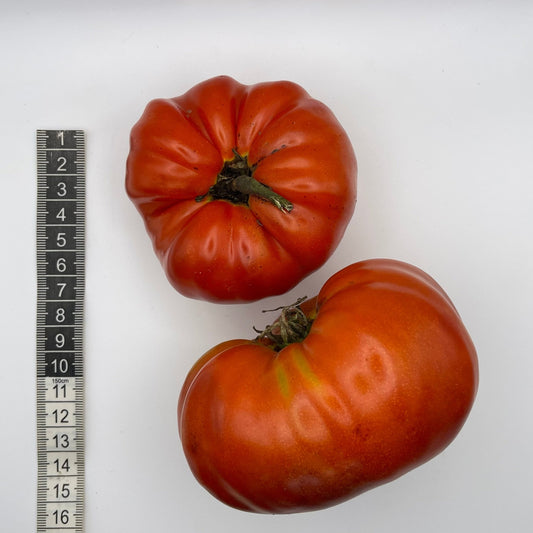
36, 130, 85, 532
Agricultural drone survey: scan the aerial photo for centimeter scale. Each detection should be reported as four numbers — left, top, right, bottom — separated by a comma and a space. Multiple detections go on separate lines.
36, 130, 86, 532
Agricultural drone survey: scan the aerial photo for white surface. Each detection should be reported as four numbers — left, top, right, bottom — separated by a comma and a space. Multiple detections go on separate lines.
2, 0, 532, 531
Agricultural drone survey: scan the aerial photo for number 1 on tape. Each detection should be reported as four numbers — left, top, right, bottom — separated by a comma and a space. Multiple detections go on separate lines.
36, 130, 85, 532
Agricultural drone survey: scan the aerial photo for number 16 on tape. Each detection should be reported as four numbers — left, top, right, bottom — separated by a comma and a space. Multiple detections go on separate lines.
36, 130, 85, 532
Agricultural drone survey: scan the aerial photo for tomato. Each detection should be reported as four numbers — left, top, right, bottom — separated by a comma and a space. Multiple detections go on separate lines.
178, 259, 478, 513
126, 75, 356, 302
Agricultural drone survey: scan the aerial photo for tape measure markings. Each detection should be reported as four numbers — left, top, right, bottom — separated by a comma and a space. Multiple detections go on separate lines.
36, 130, 85, 533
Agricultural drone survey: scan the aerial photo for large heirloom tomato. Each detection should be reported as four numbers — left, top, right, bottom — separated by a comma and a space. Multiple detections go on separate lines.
126, 75, 356, 303
178, 259, 478, 513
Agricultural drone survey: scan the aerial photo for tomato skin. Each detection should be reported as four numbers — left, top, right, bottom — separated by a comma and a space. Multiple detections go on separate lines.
126, 75, 356, 302
178, 259, 478, 513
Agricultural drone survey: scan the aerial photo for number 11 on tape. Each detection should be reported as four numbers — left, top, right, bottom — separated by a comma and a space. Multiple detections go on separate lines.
36, 130, 85, 532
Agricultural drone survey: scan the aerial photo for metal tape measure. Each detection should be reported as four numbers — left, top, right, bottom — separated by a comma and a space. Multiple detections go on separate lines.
36, 130, 85, 532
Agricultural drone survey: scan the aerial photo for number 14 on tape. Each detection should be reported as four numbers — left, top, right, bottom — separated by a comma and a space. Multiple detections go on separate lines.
36, 130, 85, 532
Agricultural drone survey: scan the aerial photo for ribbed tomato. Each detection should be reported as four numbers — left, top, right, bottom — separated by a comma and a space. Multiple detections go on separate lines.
178, 259, 478, 513
126, 75, 356, 302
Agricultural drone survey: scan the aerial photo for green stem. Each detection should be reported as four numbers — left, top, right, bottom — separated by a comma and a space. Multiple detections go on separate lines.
196, 150, 293, 213
231, 175, 293, 213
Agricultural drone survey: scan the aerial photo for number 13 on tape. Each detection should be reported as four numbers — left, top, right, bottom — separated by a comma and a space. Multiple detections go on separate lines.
36, 130, 85, 532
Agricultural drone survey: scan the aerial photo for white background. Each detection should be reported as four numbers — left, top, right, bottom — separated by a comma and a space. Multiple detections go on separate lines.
2, 1, 532, 531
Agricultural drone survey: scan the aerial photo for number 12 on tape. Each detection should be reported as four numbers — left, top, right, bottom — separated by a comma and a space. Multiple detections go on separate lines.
36, 130, 85, 532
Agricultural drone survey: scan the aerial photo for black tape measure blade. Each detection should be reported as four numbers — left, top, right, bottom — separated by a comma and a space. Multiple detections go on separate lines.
36, 130, 85, 533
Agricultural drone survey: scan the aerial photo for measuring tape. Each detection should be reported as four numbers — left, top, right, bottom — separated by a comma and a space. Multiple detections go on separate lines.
36, 130, 85, 532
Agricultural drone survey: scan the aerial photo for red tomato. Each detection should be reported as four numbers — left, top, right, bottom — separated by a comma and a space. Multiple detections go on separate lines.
126, 76, 356, 302
178, 259, 478, 513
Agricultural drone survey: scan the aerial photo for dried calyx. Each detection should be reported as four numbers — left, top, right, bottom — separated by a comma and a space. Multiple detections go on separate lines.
254, 297, 312, 352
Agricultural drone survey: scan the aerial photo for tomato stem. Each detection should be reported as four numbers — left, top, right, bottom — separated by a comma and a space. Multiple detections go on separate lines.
255, 297, 312, 351
232, 175, 293, 213
196, 150, 293, 213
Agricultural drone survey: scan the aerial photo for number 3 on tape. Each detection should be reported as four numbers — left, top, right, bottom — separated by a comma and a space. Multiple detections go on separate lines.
36, 130, 85, 533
